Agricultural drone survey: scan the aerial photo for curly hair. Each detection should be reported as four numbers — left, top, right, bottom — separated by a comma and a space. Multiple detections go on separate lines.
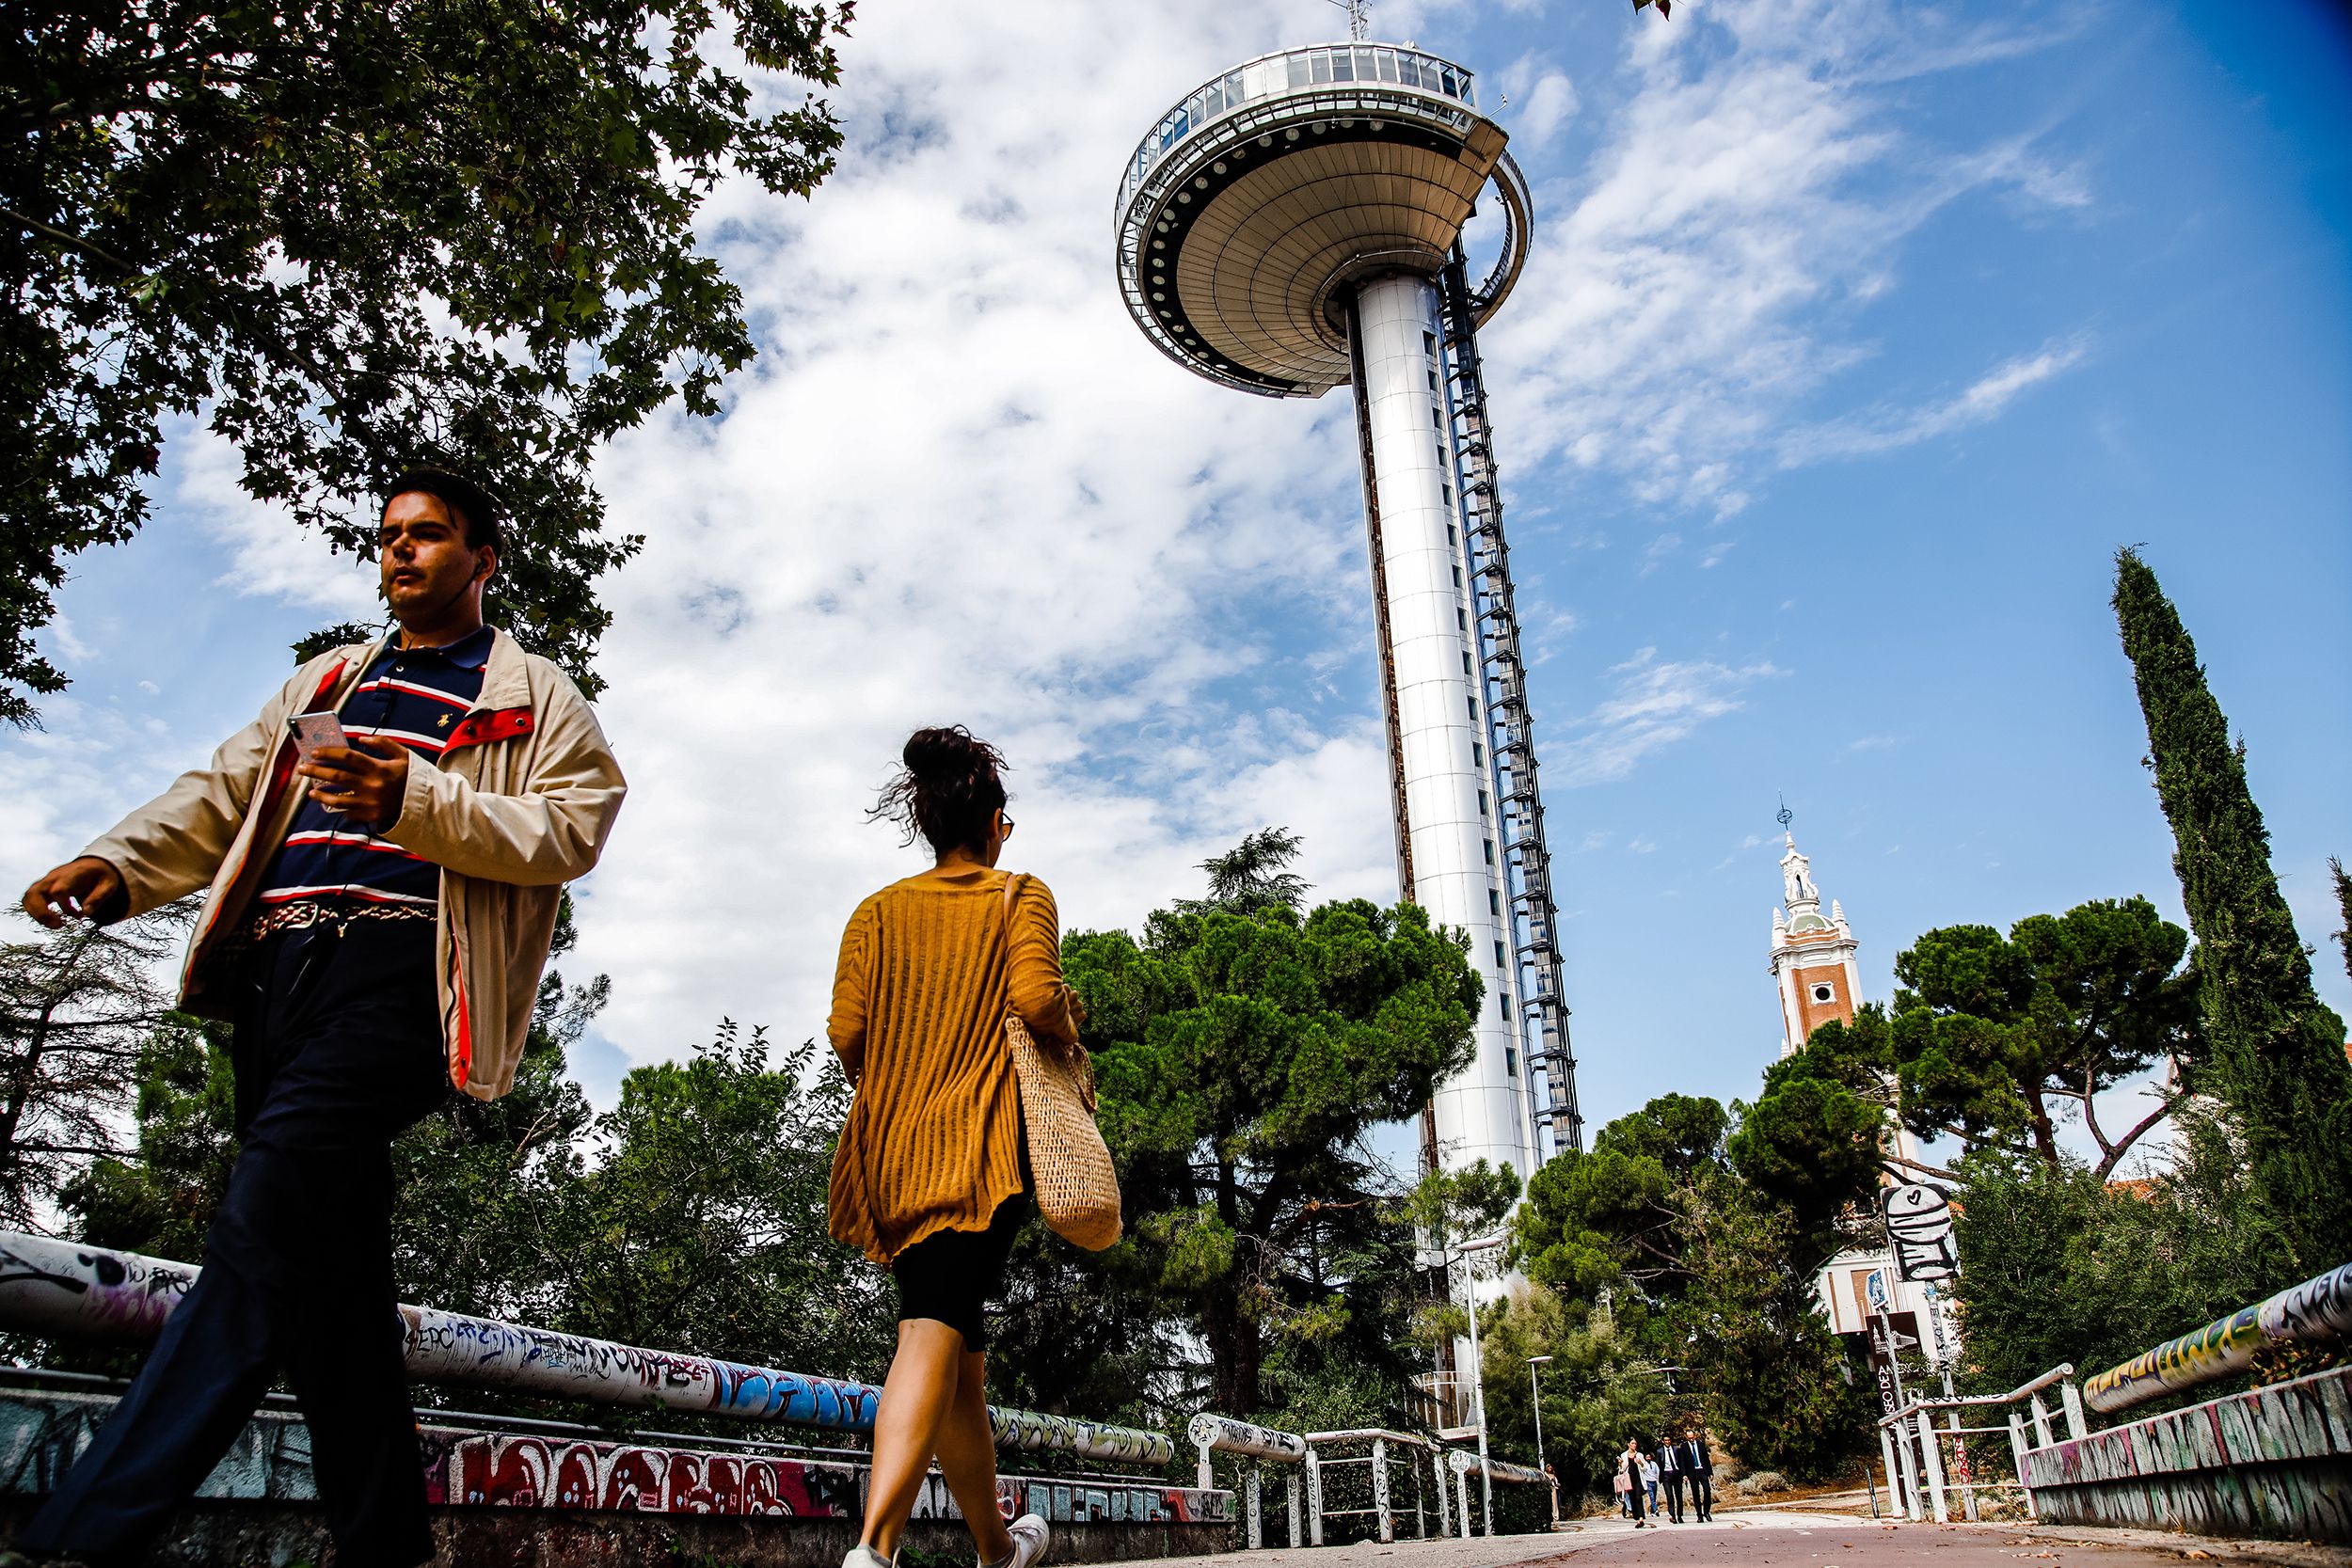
871, 725, 1009, 857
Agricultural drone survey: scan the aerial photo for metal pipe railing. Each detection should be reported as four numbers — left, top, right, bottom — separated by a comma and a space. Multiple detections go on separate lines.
1876, 1363, 2081, 1524
1189, 1414, 1308, 1547
2082, 1259, 2352, 1416
0, 1230, 1174, 1466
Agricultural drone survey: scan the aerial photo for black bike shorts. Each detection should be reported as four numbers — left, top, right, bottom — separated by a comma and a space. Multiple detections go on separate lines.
891, 1192, 1028, 1352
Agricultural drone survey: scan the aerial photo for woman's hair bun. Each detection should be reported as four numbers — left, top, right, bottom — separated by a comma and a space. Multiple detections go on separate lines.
873, 725, 1009, 856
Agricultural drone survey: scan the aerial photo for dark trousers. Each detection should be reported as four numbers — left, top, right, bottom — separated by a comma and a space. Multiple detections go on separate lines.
1663, 1474, 1685, 1521
23, 918, 450, 1568
1690, 1472, 1714, 1520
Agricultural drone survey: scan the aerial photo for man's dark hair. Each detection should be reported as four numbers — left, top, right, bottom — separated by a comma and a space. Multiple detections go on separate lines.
382, 467, 501, 552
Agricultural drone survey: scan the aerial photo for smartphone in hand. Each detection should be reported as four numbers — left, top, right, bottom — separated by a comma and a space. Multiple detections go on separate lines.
289, 711, 350, 760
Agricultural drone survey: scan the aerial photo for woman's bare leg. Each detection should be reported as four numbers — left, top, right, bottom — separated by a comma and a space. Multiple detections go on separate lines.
861, 1319, 966, 1559
931, 1346, 1015, 1562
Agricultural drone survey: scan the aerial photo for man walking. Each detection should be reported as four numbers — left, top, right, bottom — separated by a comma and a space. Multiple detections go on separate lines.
14, 470, 626, 1568
1679, 1430, 1715, 1522
1660, 1432, 1686, 1523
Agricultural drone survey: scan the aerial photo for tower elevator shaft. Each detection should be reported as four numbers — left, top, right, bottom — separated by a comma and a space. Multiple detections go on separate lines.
1344, 271, 1578, 1182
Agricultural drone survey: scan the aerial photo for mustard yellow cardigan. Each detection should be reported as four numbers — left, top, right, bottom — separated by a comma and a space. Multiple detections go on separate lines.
825, 866, 1084, 1265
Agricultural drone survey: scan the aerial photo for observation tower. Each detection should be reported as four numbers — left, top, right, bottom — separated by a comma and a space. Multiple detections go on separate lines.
1114, 39, 1582, 1178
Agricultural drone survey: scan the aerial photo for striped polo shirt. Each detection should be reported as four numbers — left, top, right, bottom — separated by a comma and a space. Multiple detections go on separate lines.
254, 625, 494, 911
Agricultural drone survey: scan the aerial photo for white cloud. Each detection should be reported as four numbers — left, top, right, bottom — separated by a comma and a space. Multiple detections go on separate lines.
176, 426, 382, 618
1552, 646, 1784, 786
1781, 337, 2091, 463
566, 5, 1413, 1069
1486, 0, 2092, 526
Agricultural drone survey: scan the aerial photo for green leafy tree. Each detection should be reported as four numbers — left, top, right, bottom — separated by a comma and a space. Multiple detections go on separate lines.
1475, 1287, 1671, 1504
525, 1022, 893, 1381
1724, 1045, 1885, 1273
1947, 1147, 2284, 1399
2112, 547, 2352, 1271
0, 904, 191, 1227
1059, 832, 1482, 1417
1172, 827, 1312, 919
1515, 1097, 1870, 1480
4, 0, 854, 721
2331, 857, 2352, 987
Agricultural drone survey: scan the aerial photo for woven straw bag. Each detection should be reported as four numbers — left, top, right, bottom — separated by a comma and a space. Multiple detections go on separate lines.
1000, 875, 1121, 1251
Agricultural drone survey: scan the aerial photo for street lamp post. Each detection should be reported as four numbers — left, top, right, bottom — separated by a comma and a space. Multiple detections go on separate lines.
1454, 1233, 1506, 1536
1528, 1354, 1555, 1525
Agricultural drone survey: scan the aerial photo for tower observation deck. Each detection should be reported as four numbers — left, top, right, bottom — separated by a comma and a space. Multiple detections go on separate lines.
1115, 41, 1582, 1177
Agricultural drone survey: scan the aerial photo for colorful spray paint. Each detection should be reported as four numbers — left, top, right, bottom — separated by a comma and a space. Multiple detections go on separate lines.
0, 1230, 1173, 1465
2083, 1259, 2352, 1415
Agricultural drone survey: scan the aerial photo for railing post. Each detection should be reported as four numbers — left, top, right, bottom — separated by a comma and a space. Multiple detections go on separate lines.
1944, 1410, 1979, 1523
1894, 1416, 1925, 1522
1876, 1425, 1905, 1519
2028, 1391, 2055, 1449
1307, 1448, 1326, 1546
1915, 1408, 1949, 1524
2008, 1412, 2037, 1520
1289, 1471, 1302, 1545
2059, 1378, 2086, 1441
1373, 1435, 1393, 1544
1196, 1437, 1214, 1492
1431, 1449, 1452, 1539
1248, 1466, 1263, 1549
1457, 1461, 1473, 1538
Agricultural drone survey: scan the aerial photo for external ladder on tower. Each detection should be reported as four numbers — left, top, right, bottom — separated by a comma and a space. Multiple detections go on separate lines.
1438, 247, 1583, 1157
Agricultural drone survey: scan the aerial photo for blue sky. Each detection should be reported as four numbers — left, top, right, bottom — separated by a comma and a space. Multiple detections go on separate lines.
4, 0, 2346, 1174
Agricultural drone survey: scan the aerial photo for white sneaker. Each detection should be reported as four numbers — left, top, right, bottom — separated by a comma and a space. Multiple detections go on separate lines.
844, 1545, 894, 1568
999, 1512, 1050, 1568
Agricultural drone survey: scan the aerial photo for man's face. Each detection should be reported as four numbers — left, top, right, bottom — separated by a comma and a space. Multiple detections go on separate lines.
379, 491, 492, 625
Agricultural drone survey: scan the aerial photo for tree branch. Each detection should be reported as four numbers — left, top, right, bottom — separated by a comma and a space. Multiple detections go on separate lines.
1880, 1150, 1963, 1184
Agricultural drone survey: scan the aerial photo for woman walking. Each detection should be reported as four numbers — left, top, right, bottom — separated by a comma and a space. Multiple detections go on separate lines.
828, 727, 1085, 1568
1619, 1438, 1648, 1529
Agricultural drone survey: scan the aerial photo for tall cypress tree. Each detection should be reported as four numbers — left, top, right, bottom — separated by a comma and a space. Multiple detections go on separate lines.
2112, 548, 2352, 1274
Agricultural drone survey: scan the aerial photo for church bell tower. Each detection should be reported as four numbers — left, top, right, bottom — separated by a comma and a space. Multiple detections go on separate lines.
1770, 816, 1862, 1057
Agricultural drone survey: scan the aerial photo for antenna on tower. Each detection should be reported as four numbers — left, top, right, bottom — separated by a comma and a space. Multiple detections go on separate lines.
1329, 0, 1373, 41
1776, 794, 1793, 833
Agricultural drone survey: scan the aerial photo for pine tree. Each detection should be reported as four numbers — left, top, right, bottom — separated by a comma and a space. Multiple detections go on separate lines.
2111, 548, 2352, 1273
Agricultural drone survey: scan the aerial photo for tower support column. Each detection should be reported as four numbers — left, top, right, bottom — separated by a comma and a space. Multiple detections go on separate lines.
1348, 272, 1534, 1186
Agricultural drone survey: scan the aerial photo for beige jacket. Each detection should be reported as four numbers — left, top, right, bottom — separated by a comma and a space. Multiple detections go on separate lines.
84, 628, 626, 1101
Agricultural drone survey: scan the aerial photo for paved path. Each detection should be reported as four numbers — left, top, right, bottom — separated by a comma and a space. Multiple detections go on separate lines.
1104, 1512, 2352, 1568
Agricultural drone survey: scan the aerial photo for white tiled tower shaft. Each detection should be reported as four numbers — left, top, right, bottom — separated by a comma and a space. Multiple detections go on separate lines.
1353, 273, 1539, 1183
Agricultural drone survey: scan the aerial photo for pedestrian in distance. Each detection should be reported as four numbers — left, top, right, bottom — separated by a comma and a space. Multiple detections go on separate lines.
1679, 1429, 1716, 1522
1643, 1446, 1661, 1514
11, 469, 627, 1568
827, 727, 1084, 1568
1619, 1438, 1647, 1528
1660, 1431, 1686, 1523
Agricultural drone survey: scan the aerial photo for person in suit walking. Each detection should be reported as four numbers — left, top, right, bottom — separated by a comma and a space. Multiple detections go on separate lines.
1660, 1433, 1687, 1522
1679, 1430, 1715, 1522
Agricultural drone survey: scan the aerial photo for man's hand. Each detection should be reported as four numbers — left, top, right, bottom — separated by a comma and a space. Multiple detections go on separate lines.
296, 736, 411, 827
21, 857, 127, 928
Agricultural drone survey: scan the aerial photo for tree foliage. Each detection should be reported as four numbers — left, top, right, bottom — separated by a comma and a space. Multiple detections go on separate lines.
2112, 546, 2352, 1271
1513, 1096, 1871, 1481
0, 904, 191, 1227
3, 0, 854, 721
1055, 832, 1482, 1417
1947, 1144, 2288, 1400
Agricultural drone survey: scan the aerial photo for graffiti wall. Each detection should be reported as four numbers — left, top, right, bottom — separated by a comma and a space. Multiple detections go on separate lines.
0, 1388, 1228, 1531
2023, 1365, 2352, 1543
2084, 1260, 2352, 1414
0, 1229, 1171, 1465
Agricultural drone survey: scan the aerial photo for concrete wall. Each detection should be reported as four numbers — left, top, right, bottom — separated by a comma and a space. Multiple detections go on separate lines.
0, 1387, 1232, 1566
2022, 1365, 2352, 1542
